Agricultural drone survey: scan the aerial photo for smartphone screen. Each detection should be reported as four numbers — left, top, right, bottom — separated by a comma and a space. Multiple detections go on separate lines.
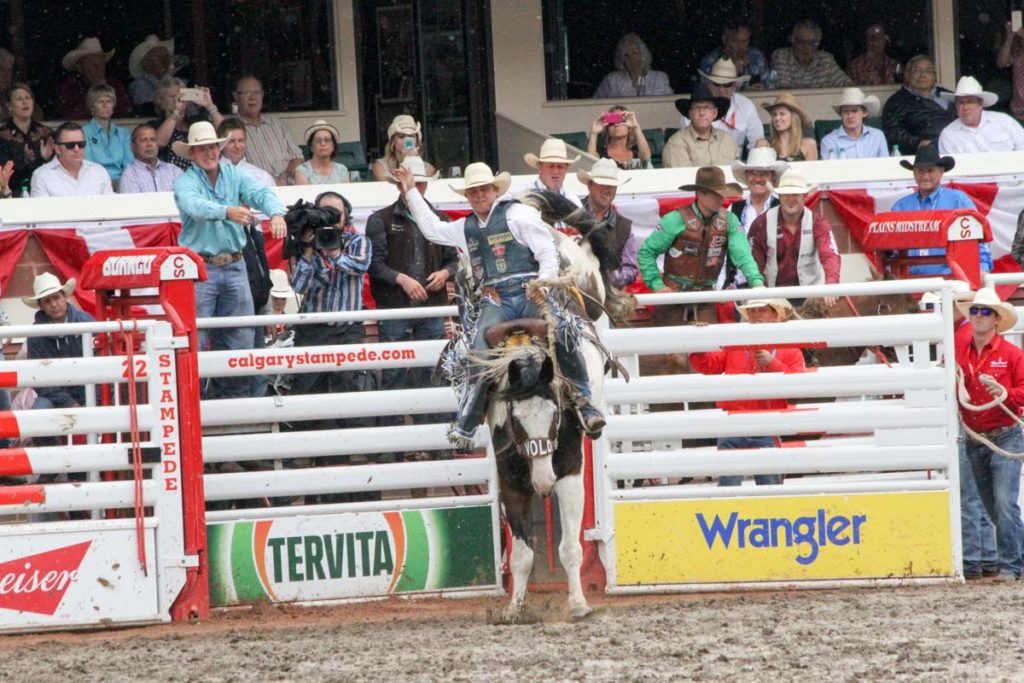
402, 136, 416, 152
1014, 10, 1023, 33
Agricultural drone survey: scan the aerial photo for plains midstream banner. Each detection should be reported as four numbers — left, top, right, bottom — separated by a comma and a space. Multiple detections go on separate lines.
614, 491, 953, 585
207, 506, 496, 606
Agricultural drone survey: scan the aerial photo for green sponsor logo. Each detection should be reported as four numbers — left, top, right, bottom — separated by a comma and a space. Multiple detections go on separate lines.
267, 531, 393, 583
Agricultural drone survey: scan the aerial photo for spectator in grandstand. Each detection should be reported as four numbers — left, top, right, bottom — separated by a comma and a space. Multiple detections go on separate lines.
371, 115, 436, 182
882, 55, 956, 153
233, 74, 303, 185
148, 77, 224, 172
118, 124, 182, 193
295, 120, 349, 185
586, 106, 652, 170
998, 20, 1024, 123
0, 48, 13, 121
891, 144, 993, 275
724, 148, 788, 289
217, 118, 275, 189
592, 33, 673, 99
128, 35, 175, 117
757, 93, 818, 161
699, 21, 770, 90
523, 138, 582, 211
54, 37, 131, 120
771, 20, 852, 90
819, 88, 889, 159
955, 287, 1024, 581
366, 156, 456, 462
579, 158, 637, 287
663, 83, 738, 168
173, 121, 286, 399
0, 83, 54, 197
747, 170, 841, 305
690, 298, 805, 486
83, 84, 133, 186
938, 76, 1024, 153
848, 24, 899, 86
30, 122, 113, 197
695, 58, 764, 154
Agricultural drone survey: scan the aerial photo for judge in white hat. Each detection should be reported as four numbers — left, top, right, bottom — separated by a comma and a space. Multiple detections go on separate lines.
938, 75, 1024, 154
819, 87, 889, 159
697, 58, 765, 151
128, 35, 176, 114
523, 138, 583, 209
56, 37, 130, 119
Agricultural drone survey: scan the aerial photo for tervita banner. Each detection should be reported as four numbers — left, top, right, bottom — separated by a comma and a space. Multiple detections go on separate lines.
613, 491, 953, 585
208, 506, 497, 606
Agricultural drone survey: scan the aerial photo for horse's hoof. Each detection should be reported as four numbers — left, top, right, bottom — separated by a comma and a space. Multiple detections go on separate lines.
570, 605, 593, 620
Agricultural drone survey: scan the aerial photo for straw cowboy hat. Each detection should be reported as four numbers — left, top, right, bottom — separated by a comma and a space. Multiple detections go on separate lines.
761, 93, 812, 132
386, 155, 438, 183
730, 147, 789, 185
831, 87, 881, 116
22, 273, 75, 308
768, 169, 817, 195
576, 158, 631, 187
679, 166, 743, 198
171, 121, 229, 158
899, 143, 955, 172
268, 269, 293, 298
941, 76, 998, 108
303, 119, 341, 143
524, 138, 580, 168
736, 298, 794, 320
450, 162, 511, 196
387, 114, 421, 139
698, 58, 751, 86
674, 81, 730, 120
62, 37, 115, 71
129, 35, 174, 78
956, 287, 1018, 333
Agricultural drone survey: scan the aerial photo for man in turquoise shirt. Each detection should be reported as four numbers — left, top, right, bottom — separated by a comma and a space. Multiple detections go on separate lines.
173, 120, 286, 398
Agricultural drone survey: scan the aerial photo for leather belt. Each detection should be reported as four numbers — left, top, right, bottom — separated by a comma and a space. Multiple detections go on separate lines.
200, 251, 243, 267
981, 424, 1018, 440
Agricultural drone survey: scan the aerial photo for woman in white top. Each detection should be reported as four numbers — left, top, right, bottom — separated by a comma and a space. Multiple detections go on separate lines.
295, 120, 349, 185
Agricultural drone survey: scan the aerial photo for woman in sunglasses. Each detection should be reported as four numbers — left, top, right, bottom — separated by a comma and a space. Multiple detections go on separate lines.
28, 121, 112, 197
0, 83, 54, 196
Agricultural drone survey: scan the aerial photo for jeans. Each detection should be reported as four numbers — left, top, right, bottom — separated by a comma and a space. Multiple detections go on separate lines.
963, 426, 1024, 577
0, 389, 10, 449
717, 436, 782, 487
958, 435, 998, 573
195, 259, 255, 399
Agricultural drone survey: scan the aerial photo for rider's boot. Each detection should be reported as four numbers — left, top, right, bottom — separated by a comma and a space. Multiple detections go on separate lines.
447, 378, 493, 450
556, 343, 606, 439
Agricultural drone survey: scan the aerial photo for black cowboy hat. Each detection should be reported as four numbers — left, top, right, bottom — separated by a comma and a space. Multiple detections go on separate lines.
674, 82, 730, 122
899, 143, 955, 172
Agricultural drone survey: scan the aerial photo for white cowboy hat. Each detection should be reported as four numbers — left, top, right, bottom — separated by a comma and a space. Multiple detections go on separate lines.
920, 280, 974, 310
62, 37, 114, 72
767, 169, 817, 195
576, 158, 631, 187
956, 287, 1018, 333
387, 114, 421, 139
698, 58, 751, 86
450, 162, 511, 196
524, 139, 580, 168
941, 76, 999, 108
386, 155, 438, 183
268, 269, 293, 298
171, 121, 229, 158
303, 119, 340, 144
129, 35, 174, 78
831, 87, 881, 117
736, 298, 793, 320
731, 148, 789, 186
22, 273, 75, 308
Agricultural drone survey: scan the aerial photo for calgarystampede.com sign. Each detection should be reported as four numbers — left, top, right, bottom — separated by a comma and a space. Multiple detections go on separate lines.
225, 347, 417, 371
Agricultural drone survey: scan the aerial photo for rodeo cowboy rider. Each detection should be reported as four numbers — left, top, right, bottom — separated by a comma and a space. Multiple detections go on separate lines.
393, 162, 606, 448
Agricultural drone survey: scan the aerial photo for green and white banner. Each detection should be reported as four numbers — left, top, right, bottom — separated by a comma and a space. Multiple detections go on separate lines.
208, 506, 498, 606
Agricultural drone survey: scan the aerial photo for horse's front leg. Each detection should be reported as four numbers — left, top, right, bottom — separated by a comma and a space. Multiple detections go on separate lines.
554, 472, 592, 619
501, 478, 535, 624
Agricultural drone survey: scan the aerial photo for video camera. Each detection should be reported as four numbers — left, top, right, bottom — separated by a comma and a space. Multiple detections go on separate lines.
283, 199, 344, 258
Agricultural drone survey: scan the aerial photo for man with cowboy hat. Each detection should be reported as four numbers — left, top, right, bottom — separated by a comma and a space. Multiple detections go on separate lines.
724, 148, 788, 289
664, 82, 739, 168
393, 161, 605, 447
938, 75, 1024, 154
55, 37, 131, 120
697, 58, 764, 152
523, 138, 583, 211
891, 143, 993, 276
747, 169, 841, 304
690, 297, 806, 486
367, 156, 459, 458
128, 35, 176, 116
579, 158, 637, 287
173, 120, 286, 399
820, 87, 889, 159
955, 287, 1024, 580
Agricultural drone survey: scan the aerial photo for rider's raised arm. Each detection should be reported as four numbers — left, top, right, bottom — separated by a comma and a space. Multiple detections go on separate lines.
404, 188, 467, 250
505, 203, 560, 279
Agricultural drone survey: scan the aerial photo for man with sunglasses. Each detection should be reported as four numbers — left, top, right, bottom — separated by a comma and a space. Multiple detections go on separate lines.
955, 288, 1024, 581
30, 122, 112, 197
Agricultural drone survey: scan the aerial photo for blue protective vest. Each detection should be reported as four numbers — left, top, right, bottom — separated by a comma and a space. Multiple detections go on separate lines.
464, 201, 540, 283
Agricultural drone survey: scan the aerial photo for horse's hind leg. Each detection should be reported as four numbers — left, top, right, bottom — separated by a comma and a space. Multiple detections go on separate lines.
501, 482, 535, 623
554, 472, 592, 619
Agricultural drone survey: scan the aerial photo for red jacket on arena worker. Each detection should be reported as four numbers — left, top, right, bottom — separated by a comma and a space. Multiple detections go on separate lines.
955, 333, 1024, 433
689, 346, 806, 412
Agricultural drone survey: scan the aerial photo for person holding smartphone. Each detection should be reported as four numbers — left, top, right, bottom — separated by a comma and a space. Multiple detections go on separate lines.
586, 105, 652, 170
371, 114, 438, 181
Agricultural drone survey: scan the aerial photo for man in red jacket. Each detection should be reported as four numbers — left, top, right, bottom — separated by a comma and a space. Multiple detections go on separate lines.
690, 298, 805, 486
955, 287, 1024, 581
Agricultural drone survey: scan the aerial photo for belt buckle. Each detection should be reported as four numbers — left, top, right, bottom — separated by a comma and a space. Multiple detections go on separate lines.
212, 251, 233, 267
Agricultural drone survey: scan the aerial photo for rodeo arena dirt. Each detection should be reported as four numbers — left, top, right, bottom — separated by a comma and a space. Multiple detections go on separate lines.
4, 165, 1024, 682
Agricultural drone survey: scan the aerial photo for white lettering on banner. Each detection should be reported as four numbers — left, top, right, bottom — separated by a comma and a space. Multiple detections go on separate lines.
948, 215, 984, 242
0, 568, 77, 595
159, 254, 199, 281
101, 254, 157, 277
867, 220, 941, 235
157, 353, 179, 493
225, 347, 418, 371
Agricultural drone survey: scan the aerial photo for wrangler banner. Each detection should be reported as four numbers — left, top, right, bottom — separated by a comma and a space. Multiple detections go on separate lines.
613, 492, 953, 585
207, 507, 497, 606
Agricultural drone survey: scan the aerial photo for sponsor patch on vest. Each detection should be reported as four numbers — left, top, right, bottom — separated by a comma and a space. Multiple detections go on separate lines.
487, 232, 514, 245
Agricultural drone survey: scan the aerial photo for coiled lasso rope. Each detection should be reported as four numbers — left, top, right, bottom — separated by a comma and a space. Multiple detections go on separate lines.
956, 366, 1024, 460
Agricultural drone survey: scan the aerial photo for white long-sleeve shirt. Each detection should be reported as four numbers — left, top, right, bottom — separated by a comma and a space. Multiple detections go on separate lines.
404, 189, 560, 280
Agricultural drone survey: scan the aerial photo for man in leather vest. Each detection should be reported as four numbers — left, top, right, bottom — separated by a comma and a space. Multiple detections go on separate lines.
723, 148, 788, 289
393, 162, 606, 449
639, 166, 765, 322
579, 158, 637, 287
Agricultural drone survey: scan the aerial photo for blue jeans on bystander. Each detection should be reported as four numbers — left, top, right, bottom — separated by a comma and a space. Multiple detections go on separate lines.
717, 435, 782, 487
958, 433, 999, 575
194, 259, 255, 399
963, 426, 1024, 577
